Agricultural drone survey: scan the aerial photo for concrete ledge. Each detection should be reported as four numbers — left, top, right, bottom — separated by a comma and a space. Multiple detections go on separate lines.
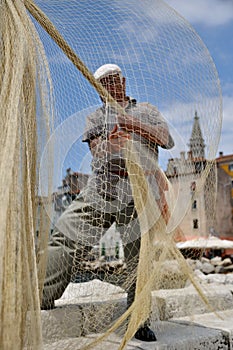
173, 309, 233, 350
42, 280, 127, 344
42, 299, 127, 343
151, 284, 233, 321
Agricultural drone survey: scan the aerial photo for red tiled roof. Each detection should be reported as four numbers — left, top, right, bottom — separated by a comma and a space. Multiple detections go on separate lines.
216, 154, 233, 163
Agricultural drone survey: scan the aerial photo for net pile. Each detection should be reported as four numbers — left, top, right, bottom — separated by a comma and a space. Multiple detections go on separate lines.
0, 0, 53, 348
0, 0, 222, 349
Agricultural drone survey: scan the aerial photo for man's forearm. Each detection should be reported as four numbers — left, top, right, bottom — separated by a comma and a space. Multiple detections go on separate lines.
131, 121, 169, 146
118, 115, 169, 146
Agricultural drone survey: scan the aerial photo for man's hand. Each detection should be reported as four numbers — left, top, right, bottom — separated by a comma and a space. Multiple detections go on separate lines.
89, 124, 130, 157
117, 114, 134, 132
108, 124, 131, 152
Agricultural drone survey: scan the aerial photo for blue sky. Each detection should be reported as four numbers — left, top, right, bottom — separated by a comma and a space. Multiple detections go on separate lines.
35, 0, 232, 188
166, 0, 233, 157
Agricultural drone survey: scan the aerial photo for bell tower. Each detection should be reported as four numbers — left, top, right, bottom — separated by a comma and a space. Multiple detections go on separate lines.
188, 111, 205, 160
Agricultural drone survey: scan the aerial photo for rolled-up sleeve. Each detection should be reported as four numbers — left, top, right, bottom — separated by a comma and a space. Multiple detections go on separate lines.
143, 103, 175, 150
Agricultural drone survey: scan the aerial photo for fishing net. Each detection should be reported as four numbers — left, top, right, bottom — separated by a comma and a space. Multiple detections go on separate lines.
0, 0, 222, 349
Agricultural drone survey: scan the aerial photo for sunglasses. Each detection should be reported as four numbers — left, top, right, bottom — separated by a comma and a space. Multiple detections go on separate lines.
100, 74, 122, 86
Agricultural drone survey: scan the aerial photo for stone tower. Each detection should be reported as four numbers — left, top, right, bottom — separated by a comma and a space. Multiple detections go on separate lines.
188, 111, 205, 160
166, 112, 215, 239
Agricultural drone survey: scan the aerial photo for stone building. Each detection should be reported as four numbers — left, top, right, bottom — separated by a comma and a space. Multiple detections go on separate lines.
53, 168, 89, 215
165, 112, 219, 239
215, 153, 233, 239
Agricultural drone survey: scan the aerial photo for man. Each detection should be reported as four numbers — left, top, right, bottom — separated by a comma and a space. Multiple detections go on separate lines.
41, 64, 174, 341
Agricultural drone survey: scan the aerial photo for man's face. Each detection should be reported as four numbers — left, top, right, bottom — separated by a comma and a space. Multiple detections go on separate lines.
100, 74, 126, 102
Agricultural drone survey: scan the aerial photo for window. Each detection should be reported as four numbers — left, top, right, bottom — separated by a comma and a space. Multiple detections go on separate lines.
101, 242, 106, 256
193, 219, 198, 229
228, 163, 233, 172
192, 200, 197, 210
190, 181, 196, 192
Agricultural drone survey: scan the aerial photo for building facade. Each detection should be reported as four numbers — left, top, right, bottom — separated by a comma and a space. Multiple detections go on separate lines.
166, 112, 220, 240
215, 153, 233, 239
53, 168, 89, 215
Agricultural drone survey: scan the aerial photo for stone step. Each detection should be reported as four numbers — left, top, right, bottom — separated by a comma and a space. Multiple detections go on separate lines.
173, 309, 233, 350
41, 280, 233, 349
151, 283, 233, 321
42, 280, 127, 343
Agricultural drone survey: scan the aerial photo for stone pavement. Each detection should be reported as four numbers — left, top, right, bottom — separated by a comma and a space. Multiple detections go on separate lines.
42, 277, 233, 350
43, 319, 232, 349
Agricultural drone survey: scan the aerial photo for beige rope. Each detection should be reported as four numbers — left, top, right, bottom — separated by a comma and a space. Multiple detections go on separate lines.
24, 0, 126, 116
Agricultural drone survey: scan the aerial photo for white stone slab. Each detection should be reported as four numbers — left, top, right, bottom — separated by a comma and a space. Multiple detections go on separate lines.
151, 284, 233, 320
56, 279, 126, 306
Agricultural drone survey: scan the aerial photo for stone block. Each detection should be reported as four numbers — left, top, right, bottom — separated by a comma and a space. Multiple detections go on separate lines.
42, 280, 127, 343
151, 284, 233, 321
173, 309, 233, 350
201, 262, 215, 274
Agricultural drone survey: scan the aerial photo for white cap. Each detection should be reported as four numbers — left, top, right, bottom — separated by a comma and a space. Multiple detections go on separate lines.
94, 64, 122, 81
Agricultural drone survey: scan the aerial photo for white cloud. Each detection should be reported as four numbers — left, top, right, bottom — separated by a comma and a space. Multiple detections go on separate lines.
118, 21, 159, 44
165, 0, 233, 26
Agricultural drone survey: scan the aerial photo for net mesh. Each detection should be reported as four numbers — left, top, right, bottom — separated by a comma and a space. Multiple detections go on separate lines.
0, 0, 222, 349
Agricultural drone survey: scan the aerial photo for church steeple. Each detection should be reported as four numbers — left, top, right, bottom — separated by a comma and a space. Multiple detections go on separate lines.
188, 111, 205, 160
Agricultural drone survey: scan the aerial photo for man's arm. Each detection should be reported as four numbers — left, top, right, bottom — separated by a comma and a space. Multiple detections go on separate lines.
117, 113, 174, 148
